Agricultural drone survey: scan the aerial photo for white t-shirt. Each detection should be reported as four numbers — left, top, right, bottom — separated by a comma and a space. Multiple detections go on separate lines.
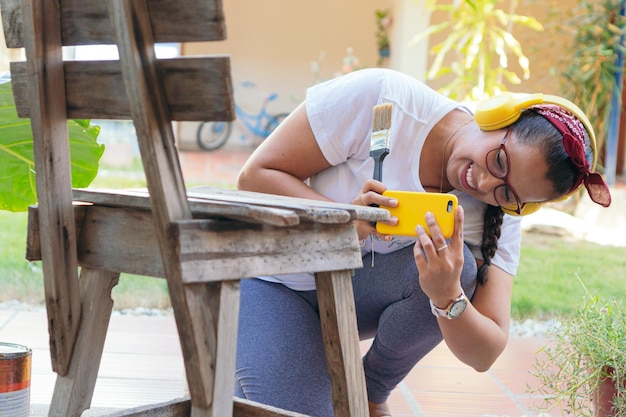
259, 68, 521, 290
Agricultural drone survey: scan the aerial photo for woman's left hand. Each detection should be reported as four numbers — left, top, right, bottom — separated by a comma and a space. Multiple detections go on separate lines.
413, 205, 465, 308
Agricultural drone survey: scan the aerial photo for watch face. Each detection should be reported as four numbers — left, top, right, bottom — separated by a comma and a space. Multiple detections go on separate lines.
449, 299, 467, 319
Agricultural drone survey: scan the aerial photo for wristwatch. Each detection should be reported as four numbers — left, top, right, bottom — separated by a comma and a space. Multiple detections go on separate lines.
429, 289, 468, 320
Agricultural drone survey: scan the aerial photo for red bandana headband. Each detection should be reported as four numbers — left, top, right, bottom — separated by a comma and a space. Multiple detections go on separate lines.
532, 105, 611, 207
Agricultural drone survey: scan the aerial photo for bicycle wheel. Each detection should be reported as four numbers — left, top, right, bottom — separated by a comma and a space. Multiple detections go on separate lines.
196, 121, 233, 151
263, 113, 290, 138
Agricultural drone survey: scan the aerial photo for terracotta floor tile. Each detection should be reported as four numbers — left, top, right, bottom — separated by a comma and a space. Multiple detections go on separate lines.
404, 366, 503, 395
410, 392, 527, 417
490, 369, 541, 397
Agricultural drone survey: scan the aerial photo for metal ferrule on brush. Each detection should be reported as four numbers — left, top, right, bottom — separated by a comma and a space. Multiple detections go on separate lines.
370, 129, 390, 153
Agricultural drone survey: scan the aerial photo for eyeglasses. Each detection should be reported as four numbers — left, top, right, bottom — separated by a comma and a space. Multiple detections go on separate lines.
485, 128, 523, 215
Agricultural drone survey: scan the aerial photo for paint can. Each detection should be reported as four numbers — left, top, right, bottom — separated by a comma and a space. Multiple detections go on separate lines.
0, 342, 32, 417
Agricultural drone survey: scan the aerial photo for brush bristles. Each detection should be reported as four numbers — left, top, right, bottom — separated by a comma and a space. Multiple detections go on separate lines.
372, 103, 393, 132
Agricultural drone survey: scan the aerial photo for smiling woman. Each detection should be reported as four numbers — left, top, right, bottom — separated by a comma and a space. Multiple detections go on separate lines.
233, 67, 613, 417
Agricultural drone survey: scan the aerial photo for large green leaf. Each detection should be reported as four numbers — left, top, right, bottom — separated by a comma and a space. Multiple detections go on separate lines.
0, 81, 104, 212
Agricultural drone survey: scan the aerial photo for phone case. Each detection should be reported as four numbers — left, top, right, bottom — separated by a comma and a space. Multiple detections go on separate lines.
375, 190, 458, 238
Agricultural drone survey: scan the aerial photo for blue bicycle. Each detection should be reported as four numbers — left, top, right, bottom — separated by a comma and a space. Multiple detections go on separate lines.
196, 81, 290, 151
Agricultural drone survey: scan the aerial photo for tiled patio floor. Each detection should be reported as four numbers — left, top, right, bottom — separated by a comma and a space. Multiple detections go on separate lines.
0, 306, 563, 417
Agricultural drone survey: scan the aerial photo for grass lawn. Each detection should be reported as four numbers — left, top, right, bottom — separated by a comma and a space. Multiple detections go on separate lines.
513, 231, 626, 319
0, 209, 171, 309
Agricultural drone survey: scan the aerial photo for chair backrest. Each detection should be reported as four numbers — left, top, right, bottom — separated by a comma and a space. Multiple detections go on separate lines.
1, 0, 234, 376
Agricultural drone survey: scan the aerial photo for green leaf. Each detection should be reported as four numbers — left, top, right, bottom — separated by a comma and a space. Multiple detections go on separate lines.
410, 21, 450, 45
0, 81, 104, 212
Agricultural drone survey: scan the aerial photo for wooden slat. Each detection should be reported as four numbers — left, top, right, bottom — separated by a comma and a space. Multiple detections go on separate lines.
109, 1, 228, 415
1, 0, 226, 48
104, 397, 190, 417
49, 268, 120, 417
10, 57, 234, 121
188, 187, 390, 223
74, 205, 162, 277
233, 397, 310, 417
72, 189, 300, 227
102, 397, 308, 417
315, 270, 369, 417
20, 0, 81, 376
175, 218, 362, 282
27, 205, 364, 281
184, 281, 240, 416
72, 187, 390, 224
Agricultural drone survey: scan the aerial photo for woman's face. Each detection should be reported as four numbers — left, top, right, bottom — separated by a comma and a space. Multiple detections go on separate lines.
448, 128, 555, 210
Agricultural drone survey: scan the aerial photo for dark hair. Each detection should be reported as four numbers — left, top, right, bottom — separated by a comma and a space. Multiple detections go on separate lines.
512, 109, 594, 198
476, 109, 594, 285
477, 204, 504, 285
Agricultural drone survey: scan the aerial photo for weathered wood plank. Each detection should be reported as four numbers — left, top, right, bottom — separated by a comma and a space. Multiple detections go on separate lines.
28, 205, 364, 281
20, 0, 81, 376
315, 270, 369, 417
72, 187, 390, 224
175, 219, 363, 283
10, 57, 234, 121
104, 397, 190, 417
75, 205, 162, 277
1, 0, 226, 48
109, 1, 226, 415
49, 268, 120, 417
184, 281, 240, 416
232, 397, 310, 417
72, 189, 300, 227
188, 187, 390, 223
102, 397, 308, 417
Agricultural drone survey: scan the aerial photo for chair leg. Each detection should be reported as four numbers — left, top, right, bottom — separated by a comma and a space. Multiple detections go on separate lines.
315, 270, 368, 417
168, 281, 240, 417
48, 268, 120, 417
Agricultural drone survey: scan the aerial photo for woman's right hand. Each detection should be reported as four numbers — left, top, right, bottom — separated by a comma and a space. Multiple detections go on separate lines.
352, 179, 398, 242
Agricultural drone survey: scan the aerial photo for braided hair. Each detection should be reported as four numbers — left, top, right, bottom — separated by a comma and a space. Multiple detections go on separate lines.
476, 109, 594, 285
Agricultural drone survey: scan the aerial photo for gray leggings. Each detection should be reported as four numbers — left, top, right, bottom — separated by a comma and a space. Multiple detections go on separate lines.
234, 244, 478, 416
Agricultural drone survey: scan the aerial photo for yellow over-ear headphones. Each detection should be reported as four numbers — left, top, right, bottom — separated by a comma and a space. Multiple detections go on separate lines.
474, 93, 597, 216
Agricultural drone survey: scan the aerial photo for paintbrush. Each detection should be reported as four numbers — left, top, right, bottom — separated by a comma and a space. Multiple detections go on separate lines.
368, 103, 393, 234
370, 103, 393, 183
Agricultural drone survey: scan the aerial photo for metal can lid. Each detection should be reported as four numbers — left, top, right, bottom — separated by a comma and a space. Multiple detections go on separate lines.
0, 342, 32, 359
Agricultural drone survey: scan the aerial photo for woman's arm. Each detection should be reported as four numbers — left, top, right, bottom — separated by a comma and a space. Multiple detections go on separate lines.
238, 101, 397, 241
435, 266, 512, 371
414, 207, 512, 372
237, 102, 333, 200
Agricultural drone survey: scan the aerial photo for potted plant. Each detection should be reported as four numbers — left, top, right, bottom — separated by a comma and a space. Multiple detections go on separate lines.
531, 280, 626, 417
375, 9, 392, 66
556, 0, 626, 162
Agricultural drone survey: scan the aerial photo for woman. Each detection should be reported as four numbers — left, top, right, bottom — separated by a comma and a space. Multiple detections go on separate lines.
234, 68, 611, 416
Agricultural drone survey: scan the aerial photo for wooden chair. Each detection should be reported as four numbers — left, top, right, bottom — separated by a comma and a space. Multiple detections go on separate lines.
2, 0, 388, 415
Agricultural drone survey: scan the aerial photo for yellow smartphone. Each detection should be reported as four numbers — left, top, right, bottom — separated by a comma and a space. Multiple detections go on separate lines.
375, 190, 458, 238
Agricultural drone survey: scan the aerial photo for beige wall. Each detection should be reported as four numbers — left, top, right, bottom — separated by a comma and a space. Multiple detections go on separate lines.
184, 0, 393, 112
178, 0, 422, 146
